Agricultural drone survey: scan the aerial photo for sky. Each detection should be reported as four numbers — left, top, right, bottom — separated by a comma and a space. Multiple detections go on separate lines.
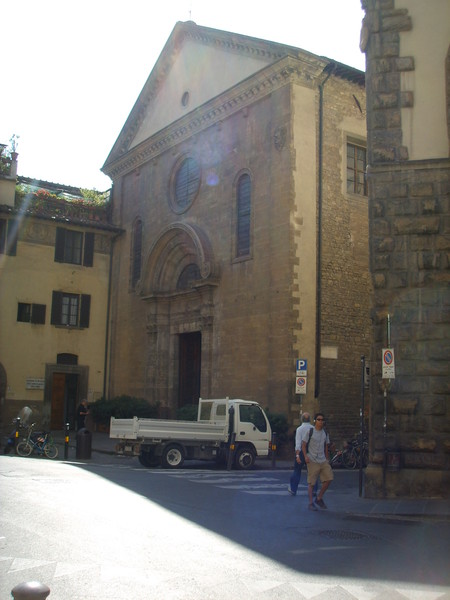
1, 0, 366, 191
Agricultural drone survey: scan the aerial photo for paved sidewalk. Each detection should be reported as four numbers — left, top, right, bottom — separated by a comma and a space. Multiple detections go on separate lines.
5, 428, 450, 522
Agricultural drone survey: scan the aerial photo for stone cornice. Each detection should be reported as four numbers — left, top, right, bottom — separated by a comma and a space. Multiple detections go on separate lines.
103, 54, 326, 180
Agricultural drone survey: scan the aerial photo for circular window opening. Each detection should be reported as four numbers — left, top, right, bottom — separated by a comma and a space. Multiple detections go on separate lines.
172, 157, 200, 212
181, 91, 190, 107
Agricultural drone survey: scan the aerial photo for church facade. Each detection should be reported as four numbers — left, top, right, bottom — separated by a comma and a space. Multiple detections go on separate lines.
102, 22, 371, 441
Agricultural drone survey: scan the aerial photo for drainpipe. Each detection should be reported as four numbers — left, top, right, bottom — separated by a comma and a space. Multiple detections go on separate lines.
315, 64, 335, 398
103, 185, 122, 401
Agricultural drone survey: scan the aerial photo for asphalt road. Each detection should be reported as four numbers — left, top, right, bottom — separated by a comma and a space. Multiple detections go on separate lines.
1, 455, 449, 600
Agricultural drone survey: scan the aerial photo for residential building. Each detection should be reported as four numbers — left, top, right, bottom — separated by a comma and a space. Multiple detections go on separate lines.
0, 157, 122, 429
102, 21, 372, 442
361, 0, 450, 496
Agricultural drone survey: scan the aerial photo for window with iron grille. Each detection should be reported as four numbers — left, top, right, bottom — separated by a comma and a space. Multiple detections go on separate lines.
173, 157, 200, 212
347, 142, 367, 196
177, 263, 201, 290
236, 173, 251, 257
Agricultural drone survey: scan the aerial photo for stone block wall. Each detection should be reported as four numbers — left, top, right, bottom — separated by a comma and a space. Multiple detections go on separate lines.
361, 0, 450, 497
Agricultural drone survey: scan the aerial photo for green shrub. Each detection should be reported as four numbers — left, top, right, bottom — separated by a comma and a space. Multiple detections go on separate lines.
90, 395, 159, 425
176, 404, 198, 421
265, 409, 289, 446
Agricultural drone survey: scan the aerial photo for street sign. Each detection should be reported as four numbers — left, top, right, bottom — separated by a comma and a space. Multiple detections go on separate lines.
382, 348, 395, 379
296, 359, 307, 376
296, 376, 307, 394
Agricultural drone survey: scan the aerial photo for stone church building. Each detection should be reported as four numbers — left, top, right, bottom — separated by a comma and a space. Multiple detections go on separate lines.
102, 21, 371, 441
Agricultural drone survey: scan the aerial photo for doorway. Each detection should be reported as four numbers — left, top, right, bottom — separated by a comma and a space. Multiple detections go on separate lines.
50, 373, 79, 430
178, 332, 201, 407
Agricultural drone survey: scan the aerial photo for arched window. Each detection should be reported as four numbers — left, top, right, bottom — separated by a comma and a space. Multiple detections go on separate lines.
173, 157, 200, 212
131, 219, 142, 288
236, 173, 251, 257
177, 263, 201, 290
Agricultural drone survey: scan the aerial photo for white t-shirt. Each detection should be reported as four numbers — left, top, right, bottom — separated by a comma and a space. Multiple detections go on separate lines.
294, 422, 313, 452
305, 428, 328, 463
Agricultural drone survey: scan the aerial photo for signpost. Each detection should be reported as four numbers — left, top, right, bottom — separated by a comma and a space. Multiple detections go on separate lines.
382, 348, 395, 379
295, 359, 307, 394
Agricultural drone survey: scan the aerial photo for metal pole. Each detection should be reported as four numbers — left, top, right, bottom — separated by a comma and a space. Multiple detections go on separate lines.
383, 313, 391, 498
359, 355, 365, 497
226, 433, 236, 471
64, 422, 70, 460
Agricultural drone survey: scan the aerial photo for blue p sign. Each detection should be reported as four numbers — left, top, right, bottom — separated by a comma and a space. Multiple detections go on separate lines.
296, 359, 307, 372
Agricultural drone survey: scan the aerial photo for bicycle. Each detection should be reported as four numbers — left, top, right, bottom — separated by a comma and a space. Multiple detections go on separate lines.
16, 423, 59, 459
329, 444, 344, 468
342, 437, 368, 469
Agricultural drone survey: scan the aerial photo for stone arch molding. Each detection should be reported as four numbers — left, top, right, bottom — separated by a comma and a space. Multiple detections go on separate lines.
136, 222, 219, 295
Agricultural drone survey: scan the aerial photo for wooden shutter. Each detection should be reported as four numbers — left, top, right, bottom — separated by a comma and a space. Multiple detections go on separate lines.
83, 232, 94, 267
31, 303, 46, 324
54, 228, 65, 262
6, 219, 18, 256
51, 291, 63, 325
79, 294, 91, 328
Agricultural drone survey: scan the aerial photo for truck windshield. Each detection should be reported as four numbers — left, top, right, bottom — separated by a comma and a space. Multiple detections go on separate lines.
239, 404, 267, 432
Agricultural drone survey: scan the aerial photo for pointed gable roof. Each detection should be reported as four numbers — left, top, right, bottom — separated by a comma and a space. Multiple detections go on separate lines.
102, 21, 363, 179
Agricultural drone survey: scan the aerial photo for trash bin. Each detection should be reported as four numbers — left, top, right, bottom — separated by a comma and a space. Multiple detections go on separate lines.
76, 428, 92, 459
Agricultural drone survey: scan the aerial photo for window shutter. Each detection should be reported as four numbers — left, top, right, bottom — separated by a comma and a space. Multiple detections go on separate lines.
83, 232, 94, 267
51, 291, 62, 325
55, 228, 65, 262
31, 303, 46, 324
6, 220, 18, 256
79, 294, 91, 328
0, 219, 6, 253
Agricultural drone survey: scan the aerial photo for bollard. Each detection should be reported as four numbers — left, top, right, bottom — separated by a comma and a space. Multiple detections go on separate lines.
226, 432, 236, 471
11, 581, 50, 599
270, 432, 277, 469
64, 422, 70, 460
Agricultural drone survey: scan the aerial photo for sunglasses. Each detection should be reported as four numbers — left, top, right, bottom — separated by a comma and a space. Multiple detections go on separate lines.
316, 418, 325, 421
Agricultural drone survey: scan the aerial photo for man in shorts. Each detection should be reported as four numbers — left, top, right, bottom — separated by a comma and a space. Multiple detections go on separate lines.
302, 412, 333, 511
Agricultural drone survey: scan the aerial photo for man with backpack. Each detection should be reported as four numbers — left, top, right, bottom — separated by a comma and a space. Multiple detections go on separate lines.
302, 412, 333, 511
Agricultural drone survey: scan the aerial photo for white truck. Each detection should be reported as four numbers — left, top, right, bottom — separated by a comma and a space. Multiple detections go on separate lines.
109, 398, 272, 470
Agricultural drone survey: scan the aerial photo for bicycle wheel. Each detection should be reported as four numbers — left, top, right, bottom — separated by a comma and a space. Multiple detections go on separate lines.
44, 443, 58, 459
343, 448, 357, 469
16, 441, 33, 457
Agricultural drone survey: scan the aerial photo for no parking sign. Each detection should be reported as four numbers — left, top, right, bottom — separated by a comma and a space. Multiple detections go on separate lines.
296, 376, 307, 394
382, 348, 395, 379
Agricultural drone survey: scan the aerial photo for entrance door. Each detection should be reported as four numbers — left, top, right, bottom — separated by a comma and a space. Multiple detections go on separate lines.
51, 373, 79, 429
178, 332, 201, 407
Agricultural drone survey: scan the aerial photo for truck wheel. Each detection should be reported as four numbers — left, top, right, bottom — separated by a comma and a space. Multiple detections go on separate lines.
161, 444, 185, 469
139, 450, 160, 468
235, 446, 255, 470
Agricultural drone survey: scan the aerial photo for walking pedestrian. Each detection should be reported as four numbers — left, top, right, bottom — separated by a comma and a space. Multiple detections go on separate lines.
302, 412, 333, 510
288, 412, 313, 496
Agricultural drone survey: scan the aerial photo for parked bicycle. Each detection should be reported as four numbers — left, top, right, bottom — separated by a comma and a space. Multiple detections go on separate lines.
329, 443, 344, 468
342, 436, 368, 469
16, 423, 58, 459
3, 406, 33, 454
